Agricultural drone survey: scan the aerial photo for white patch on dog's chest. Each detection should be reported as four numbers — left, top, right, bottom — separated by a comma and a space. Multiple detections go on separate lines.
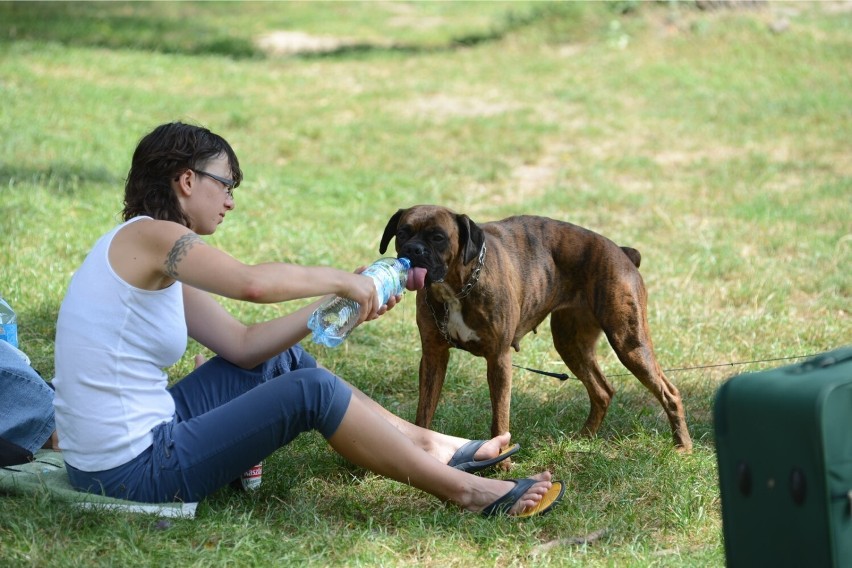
431, 284, 480, 343
444, 298, 480, 343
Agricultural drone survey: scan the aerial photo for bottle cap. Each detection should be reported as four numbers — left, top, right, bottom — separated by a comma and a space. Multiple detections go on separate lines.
397, 257, 411, 269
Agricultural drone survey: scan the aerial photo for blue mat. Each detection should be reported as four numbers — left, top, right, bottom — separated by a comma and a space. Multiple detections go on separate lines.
0, 450, 197, 518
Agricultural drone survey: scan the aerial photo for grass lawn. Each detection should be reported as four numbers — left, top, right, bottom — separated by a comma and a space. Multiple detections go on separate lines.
0, 1, 849, 565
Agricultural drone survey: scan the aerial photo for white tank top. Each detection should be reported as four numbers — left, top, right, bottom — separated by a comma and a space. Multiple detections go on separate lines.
53, 216, 187, 471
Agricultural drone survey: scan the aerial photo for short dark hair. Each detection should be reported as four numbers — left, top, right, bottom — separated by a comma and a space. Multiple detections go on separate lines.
122, 122, 243, 225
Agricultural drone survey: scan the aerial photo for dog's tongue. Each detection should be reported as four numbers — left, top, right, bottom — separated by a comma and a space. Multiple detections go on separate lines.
406, 267, 427, 291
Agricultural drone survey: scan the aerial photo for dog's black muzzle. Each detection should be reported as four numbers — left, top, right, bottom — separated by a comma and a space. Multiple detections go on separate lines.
399, 241, 446, 283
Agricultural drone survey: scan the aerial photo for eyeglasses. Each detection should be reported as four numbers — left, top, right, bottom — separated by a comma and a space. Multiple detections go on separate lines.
193, 169, 236, 199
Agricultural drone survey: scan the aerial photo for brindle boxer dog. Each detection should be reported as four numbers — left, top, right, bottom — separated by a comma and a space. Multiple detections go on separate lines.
380, 205, 693, 453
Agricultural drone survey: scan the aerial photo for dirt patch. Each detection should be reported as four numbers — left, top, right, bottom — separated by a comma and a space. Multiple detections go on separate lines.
255, 31, 353, 56
509, 142, 571, 198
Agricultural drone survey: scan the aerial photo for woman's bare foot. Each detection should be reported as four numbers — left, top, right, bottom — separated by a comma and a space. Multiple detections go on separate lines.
194, 354, 207, 369
465, 471, 554, 516
438, 432, 513, 465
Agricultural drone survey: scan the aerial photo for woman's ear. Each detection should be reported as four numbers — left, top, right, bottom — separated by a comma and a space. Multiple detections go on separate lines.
174, 169, 194, 197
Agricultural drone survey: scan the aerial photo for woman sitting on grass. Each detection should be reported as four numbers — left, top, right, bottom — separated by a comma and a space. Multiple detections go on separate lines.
52, 121, 563, 517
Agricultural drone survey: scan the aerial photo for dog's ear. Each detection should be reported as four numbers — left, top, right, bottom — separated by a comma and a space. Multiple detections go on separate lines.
456, 214, 485, 265
379, 209, 404, 254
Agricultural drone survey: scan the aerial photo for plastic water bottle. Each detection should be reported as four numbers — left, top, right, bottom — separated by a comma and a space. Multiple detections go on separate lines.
308, 257, 411, 347
0, 295, 18, 349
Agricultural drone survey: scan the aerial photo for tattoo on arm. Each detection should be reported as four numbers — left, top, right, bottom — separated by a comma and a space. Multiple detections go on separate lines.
165, 233, 203, 278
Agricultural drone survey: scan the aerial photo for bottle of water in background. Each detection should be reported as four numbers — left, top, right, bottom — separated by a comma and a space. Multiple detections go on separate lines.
308, 257, 411, 348
0, 295, 18, 349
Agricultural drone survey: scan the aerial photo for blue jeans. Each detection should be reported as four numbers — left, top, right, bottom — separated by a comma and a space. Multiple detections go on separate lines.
0, 340, 55, 453
66, 345, 352, 503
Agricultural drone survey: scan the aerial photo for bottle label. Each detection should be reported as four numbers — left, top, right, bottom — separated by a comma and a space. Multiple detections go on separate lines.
362, 259, 407, 304
0, 323, 17, 349
239, 463, 263, 490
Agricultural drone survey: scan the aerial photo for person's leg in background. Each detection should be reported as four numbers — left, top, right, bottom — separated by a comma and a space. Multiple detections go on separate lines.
0, 340, 56, 455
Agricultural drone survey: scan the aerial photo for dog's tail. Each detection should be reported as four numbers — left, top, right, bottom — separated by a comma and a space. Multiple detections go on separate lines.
620, 246, 641, 268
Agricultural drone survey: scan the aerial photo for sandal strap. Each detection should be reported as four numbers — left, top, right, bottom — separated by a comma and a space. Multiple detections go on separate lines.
481, 478, 536, 517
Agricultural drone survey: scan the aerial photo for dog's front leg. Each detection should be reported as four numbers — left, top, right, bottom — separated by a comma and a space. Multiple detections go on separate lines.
486, 349, 514, 439
415, 343, 450, 429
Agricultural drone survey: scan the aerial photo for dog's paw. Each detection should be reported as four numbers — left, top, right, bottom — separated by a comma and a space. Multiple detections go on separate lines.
496, 457, 514, 472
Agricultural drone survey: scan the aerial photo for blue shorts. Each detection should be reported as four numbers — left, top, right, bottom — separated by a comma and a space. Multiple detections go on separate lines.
66, 345, 352, 503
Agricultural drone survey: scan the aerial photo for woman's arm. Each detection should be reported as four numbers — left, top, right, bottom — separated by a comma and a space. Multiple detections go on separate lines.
182, 285, 327, 368
111, 218, 393, 368
112, 218, 379, 306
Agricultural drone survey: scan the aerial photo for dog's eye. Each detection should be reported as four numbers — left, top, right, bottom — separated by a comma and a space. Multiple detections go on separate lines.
429, 233, 445, 244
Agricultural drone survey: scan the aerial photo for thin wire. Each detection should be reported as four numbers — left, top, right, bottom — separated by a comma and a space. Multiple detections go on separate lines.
513, 353, 820, 382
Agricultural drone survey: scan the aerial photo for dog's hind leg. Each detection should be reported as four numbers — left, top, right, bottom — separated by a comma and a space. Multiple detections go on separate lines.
550, 309, 614, 439
601, 294, 693, 451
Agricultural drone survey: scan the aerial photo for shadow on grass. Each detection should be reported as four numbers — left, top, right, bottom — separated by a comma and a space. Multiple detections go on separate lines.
0, 1, 258, 59
379, 365, 727, 459
0, 163, 119, 196
0, 1, 597, 61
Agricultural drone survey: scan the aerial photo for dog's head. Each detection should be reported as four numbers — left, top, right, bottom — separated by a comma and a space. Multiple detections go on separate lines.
379, 205, 485, 287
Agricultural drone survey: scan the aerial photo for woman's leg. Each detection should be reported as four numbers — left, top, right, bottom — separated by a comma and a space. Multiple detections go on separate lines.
198, 346, 514, 467
327, 394, 553, 515
167, 366, 355, 501
169, 347, 545, 511
170, 348, 309, 421
170, 363, 551, 513
343, 380, 512, 466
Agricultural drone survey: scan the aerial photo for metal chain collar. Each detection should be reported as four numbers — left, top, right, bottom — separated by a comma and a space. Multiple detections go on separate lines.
456, 243, 486, 299
425, 298, 454, 347
425, 243, 486, 346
